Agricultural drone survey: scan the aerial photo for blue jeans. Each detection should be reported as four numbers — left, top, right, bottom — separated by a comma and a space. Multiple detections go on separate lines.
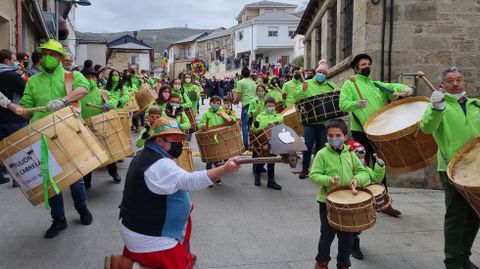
241, 104, 250, 148
302, 124, 327, 171
49, 178, 87, 219
0, 122, 28, 178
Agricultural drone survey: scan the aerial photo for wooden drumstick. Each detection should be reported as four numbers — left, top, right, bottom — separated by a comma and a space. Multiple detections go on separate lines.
350, 76, 365, 100
86, 102, 103, 109
18, 106, 48, 113
218, 111, 232, 122
350, 183, 358, 195
416, 71, 438, 92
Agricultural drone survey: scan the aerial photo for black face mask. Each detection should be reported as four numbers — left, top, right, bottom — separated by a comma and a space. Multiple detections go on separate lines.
168, 142, 183, 158
23, 61, 29, 68
294, 73, 301, 80
360, 67, 371, 77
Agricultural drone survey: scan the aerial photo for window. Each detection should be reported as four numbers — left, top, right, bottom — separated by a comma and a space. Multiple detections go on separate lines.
187, 47, 191, 57
181, 48, 186, 59
288, 27, 296, 37
343, 0, 354, 58
315, 26, 322, 63
207, 42, 211, 50
329, 4, 337, 66
277, 8, 285, 12
268, 26, 279, 37
130, 56, 137, 65
238, 31, 244, 41
265, 8, 274, 13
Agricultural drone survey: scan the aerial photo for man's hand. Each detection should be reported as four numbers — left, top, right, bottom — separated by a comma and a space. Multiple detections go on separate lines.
349, 178, 358, 189
329, 175, 340, 188
47, 99, 65, 111
431, 90, 445, 110
357, 99, 368, 108
393, 87, 414, 99
0, 92, 12, 109
222, 158, 241, 174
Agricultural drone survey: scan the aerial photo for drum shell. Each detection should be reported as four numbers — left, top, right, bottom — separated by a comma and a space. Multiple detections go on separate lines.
365, 183, 392, 212
84, 110, 133, 166
280, 106, 304, 136
125, 93, 140, 113
0, 107, 110, 206
195, 121, 244, 163
364, 97, 438, 173
296, 91, 346, 125
249, 124, 276, 157
117, 109, 132, 145
135, 86, 156, 115
175, 141, 193, 172
184, 108, 198, 134
326, 187, 376, 232
447, 137, 480, 217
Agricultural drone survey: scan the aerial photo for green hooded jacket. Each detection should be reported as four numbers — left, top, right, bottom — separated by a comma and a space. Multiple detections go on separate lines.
248, 98, 265, 119
80, 81, 118, 119
20, 64, 90, 123
251, 111, 284, 133
309, 144, 370, 203
198, 108, 236, 129
420, 95, 480, 171
282, 79, 301, 107
294, 78, 338, 102
339, 74, 407, 132
182, 83, 202, 115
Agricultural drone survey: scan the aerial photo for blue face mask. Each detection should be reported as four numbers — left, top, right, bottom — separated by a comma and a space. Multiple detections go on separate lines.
315, 72, 326, 83
11, 62, 19, 71
211, 104, 220, 112
328, 137, 345, 149
266, 106, 275, 113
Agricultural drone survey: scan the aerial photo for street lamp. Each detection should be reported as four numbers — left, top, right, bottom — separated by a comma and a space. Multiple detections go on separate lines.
60, 0, 92, 6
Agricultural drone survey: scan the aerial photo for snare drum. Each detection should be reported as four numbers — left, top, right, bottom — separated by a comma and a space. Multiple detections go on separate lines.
196, 121, 244, 163
296, 91, 346, 125
326, 187, 376, 232
249, 124, 277, 157
364, 97, 438, 173
447, 137, 480, 217
365, 183, 392, 212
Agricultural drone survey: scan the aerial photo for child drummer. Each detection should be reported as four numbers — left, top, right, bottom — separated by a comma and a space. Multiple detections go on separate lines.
164, 93, 191, 133
248, 85, 267, 122
345, 140, 386, 260
222, 95, 237, 118
136, 106, 162, 148
251, 97, 283, 190
309, 119, 369, 269
198, 96, 237, 186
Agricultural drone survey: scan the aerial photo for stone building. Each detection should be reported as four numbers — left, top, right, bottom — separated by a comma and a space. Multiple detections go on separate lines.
196, 28, 235, 76
167, 32, 210, 78
106, 34, 154, 71
296, 0, 480, 188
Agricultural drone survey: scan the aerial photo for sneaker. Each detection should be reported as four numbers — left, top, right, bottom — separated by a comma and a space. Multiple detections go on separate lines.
299, 169, 309, 179
111, 173, 122, 184
44, 217, 67, 239
77, 207, 93, 225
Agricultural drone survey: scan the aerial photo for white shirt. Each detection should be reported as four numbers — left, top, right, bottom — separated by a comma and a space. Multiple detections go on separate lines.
119, 158, 213, 253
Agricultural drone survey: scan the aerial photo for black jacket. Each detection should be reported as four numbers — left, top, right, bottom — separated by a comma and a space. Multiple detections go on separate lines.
0, 70, 26, 124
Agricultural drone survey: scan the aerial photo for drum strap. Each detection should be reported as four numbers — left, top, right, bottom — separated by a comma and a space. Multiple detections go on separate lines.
373, 82, 395, 95
64, 71, 80, 112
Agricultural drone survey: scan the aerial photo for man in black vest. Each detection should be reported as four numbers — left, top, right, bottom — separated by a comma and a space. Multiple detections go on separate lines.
106, 117, 239, 269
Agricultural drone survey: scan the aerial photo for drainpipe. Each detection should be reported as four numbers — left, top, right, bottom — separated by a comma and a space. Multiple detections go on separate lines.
16, 0, 22, 52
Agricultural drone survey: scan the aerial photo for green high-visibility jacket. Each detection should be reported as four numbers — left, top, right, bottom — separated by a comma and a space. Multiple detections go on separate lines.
251, 111, 283, 133
339, 74, 407, 132
248, 98, 265, 119
282, 79, 301, 107
366, 164, 386, 184
182, 83, 202, 116
235, 78, 257, 107
294, 78, 338, 102
267, 88, 284, 104
20, 65, 90, 123
105, 82, 130, 109
420, 95, 480, 171
162, 111, 191, 131
309, 144, 370, 203
80, 83, 118, 119
198, 108, 236, 129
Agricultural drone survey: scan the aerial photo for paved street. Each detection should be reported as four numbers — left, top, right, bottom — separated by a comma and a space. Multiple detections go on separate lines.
1, 102, 479, 269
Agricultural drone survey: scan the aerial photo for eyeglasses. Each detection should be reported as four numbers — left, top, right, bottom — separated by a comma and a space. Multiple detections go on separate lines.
444, 79, 464, 84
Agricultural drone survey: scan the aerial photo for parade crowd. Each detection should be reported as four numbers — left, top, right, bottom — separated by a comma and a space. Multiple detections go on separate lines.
0, 40, 478, 269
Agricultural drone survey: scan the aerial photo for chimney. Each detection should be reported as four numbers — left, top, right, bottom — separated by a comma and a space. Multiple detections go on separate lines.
133, 31, 138, 39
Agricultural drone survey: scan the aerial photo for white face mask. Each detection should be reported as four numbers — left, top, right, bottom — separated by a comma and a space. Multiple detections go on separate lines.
446, 91, 466, 100
185, 78, 191, 84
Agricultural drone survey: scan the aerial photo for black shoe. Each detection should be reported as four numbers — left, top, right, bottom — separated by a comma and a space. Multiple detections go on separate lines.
351, 237, 364, 260
464, 259, 480, 269
12, 180, 18, 188
0, 174, 10, 185
299, 169, 309, 179
267, 179, 282, 190
77, 207, 93, 225
44, 217, 67, 239
84, 180, 91, 190
111, 173, 121, 184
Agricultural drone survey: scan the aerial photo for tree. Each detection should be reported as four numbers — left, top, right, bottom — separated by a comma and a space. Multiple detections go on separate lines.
292, 56, 304, 68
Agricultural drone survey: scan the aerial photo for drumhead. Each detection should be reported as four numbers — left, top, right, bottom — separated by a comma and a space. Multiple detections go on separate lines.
365, 100, 429, 136
366, 184, 385, 196
452, 142, 480, 187
327, 189, 372, 204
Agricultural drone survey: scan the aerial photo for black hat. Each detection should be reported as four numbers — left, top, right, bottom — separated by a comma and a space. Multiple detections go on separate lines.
350, 53, 372, 69
81, 66, 98, 77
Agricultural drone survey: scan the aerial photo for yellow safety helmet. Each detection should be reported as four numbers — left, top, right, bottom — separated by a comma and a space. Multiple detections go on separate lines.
37, 39, 66, 57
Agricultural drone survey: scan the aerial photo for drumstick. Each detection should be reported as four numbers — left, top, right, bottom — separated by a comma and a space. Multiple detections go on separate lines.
19, 106, 48, 113
350, 183, 358, 195
349, 76, 365, 100
218, 111, 232, 122
86, 102, 103, 109
416, 71, 438, 92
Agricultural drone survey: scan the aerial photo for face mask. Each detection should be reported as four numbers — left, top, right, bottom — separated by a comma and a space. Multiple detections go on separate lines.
173, 84, 181, 90
211, 104, 220, 112
257, 91, 265, 98
266, 106, 275, 113
162, 92, 171, 101
328, 137, 345, 149
315, 72, 326, 83
185, 78, 191, 84
360, 67, 371, 77
294, 73, 301, 80
360, 158, 365, 165
42, 55, 59, 70
112, 75, 119, 83
446, 91, 466, 100
168, 142, 183, 158
223, 104, 230, 110
23, 61, 29, 68
11, 62, 19, 71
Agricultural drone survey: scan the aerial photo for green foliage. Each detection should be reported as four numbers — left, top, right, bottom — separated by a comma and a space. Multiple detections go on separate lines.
292, 56, 304, 68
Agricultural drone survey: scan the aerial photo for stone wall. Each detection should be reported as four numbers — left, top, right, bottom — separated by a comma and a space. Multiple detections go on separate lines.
108, 50, 150, 71
196, 33, 235, 73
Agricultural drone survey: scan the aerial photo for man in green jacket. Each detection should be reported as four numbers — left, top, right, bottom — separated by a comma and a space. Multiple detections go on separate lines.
295, 60, 338, 180
2, 40, 93, 239
234, 67, 257, 149
420, 66, 480, 269
339, 53, 413, 217
282, 67, 302, 107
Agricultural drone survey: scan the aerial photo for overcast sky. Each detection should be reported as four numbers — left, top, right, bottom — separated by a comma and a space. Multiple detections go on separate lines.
76, 0, 305, 33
